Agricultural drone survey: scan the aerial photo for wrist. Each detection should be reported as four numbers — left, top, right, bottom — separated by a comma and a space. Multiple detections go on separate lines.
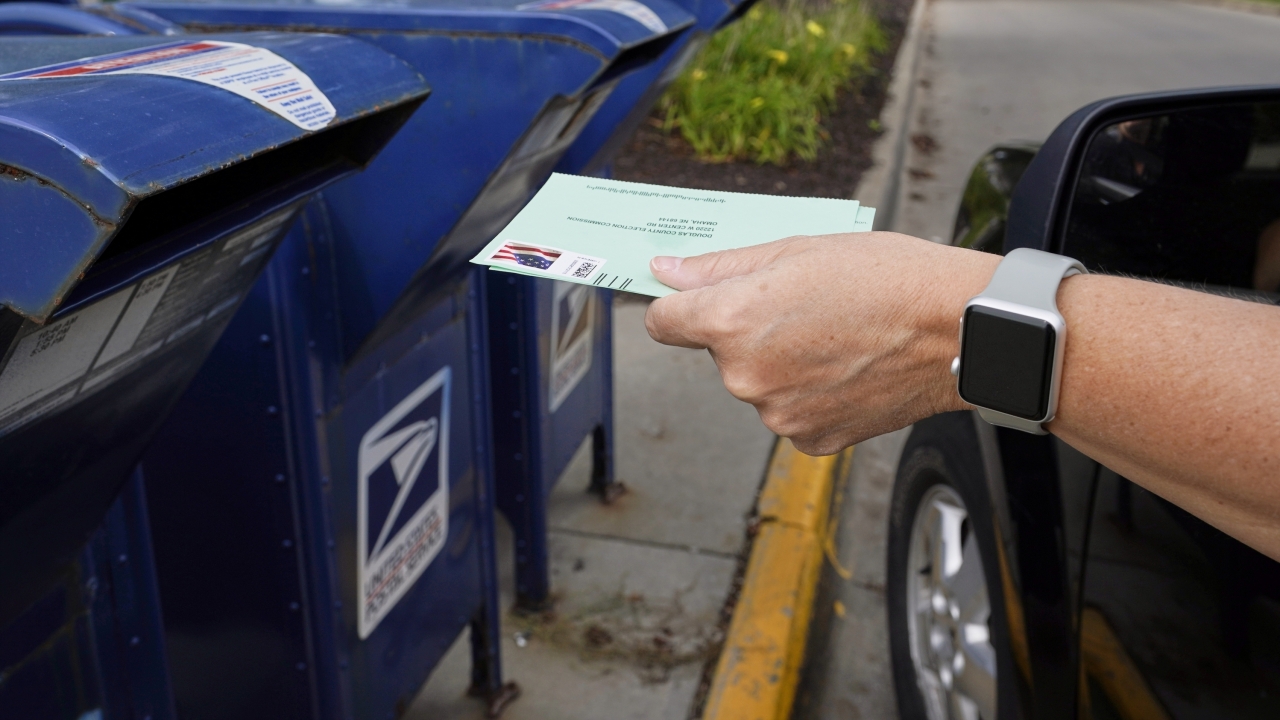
920, 246, 1002, 414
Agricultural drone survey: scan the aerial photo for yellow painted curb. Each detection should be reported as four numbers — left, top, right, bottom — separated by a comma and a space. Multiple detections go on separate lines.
702, 438, 852, 720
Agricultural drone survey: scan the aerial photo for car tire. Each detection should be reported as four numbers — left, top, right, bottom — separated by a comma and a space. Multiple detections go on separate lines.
887, 413, 1005, 720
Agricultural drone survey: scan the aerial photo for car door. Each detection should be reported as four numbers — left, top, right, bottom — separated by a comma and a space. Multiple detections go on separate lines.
1061, 104, 1280, 719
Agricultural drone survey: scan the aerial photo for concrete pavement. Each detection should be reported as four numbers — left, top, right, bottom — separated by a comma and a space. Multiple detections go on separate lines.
800, 1, 1280, 717
897, 0, 1280, 244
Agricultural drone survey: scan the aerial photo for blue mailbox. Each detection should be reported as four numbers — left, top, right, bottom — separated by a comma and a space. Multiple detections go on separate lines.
486, 0, 755, 611
108, 0, 693, 716
0, 30, 428, 719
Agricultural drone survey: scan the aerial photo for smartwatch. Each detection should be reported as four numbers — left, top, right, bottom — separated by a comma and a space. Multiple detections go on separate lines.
951, 248, 1086, 434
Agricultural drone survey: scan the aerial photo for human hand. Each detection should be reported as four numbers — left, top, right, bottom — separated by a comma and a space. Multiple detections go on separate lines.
644, 232, 1000, 455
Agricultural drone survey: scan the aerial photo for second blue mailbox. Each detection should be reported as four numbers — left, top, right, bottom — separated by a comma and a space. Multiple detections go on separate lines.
496, 0, 759, 610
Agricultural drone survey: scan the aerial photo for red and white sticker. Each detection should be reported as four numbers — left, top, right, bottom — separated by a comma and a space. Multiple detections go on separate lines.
0, 41, 335, 131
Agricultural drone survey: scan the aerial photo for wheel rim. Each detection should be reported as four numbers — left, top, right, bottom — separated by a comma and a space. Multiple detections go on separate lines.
905, 484, 997, 720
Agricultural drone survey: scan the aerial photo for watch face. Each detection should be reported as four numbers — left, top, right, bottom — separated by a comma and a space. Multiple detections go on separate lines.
958, 305, 1056, 420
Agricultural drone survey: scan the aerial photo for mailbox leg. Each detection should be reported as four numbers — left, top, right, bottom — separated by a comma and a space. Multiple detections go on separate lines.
513, 479, 553, 611
589, 289, 622, 504
468, 272, 521, 716
516, 278, 552, 610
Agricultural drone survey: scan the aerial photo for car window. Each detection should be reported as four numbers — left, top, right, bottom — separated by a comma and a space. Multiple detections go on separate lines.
1061, 102, 1280, 296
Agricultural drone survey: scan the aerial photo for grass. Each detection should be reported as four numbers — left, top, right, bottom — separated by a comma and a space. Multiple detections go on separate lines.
658, 0, 886, 165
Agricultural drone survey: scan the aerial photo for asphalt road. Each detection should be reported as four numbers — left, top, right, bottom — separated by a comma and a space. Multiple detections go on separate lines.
799, 1, 1280, 717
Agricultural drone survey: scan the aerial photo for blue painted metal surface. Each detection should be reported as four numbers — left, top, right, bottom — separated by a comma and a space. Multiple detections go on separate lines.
0, 28, 428, 719
93, 2, 691, 716
0, 3, 141, 35
0, 32, 427, 322
486, 275, 617, 608
137, 213, 509, 720
0, 471, 175, 720
0, 2, 184, 37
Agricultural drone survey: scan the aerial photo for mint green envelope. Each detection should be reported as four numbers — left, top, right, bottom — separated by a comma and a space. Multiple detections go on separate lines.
471, 173, 876, 297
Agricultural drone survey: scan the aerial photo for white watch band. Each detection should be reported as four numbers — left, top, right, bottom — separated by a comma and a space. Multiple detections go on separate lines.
968, 248, 1085, 434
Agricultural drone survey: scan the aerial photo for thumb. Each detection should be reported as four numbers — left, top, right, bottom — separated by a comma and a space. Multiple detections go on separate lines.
650, 236, 806, 291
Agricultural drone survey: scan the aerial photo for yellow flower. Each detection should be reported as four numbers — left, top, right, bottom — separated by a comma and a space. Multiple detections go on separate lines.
806, 20, 825, 37
747, 6, 762, 20
749, 97, 765, 109
691, 68, 707, 81
841, 43, 857, 57
766, 49, 789, 64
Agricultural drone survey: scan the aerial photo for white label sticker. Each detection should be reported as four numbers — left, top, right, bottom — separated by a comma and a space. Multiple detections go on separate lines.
517, 0, 667, 34
0, 207, 297, 435
549, 282, 595, 412
0, 289, 133, 419
357, 367, 451, 639
0, 41, 335, 131
95, 267, 177, 368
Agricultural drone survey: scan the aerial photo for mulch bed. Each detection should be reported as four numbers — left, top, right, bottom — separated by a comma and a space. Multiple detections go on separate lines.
612, 0, 916, 199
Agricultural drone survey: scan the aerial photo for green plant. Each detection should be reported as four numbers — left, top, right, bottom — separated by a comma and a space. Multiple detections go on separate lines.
659, 0, 885, 165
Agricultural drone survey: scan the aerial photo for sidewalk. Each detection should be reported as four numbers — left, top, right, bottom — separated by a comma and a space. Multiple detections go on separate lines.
411, 299, 774, 719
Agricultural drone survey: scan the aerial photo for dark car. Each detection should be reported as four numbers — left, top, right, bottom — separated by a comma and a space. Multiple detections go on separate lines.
885, 89, 1280, 720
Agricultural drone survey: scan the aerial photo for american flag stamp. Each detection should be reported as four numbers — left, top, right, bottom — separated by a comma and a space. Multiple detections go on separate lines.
489, 241, 607, 281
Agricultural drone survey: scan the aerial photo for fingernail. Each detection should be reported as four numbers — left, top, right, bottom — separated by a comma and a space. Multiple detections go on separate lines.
652, 256, 683, 273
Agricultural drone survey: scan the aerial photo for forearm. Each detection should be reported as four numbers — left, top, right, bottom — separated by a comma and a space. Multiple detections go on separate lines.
1042, 274, 1280, 559
646, 233, 1280, 558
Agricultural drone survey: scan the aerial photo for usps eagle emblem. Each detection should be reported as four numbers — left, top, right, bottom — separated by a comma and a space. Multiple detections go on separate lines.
357, 367, 450, 638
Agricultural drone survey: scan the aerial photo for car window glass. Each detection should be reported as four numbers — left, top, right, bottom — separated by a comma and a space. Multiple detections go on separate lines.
1061, 101, 1280, 295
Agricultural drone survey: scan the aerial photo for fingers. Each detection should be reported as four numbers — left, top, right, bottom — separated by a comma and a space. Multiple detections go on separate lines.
650, 235, 807, 291
644, 287, 714, 349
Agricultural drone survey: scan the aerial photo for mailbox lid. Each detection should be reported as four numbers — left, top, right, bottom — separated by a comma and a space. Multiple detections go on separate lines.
125, 0, 692, 360
0, 31, 429, 321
